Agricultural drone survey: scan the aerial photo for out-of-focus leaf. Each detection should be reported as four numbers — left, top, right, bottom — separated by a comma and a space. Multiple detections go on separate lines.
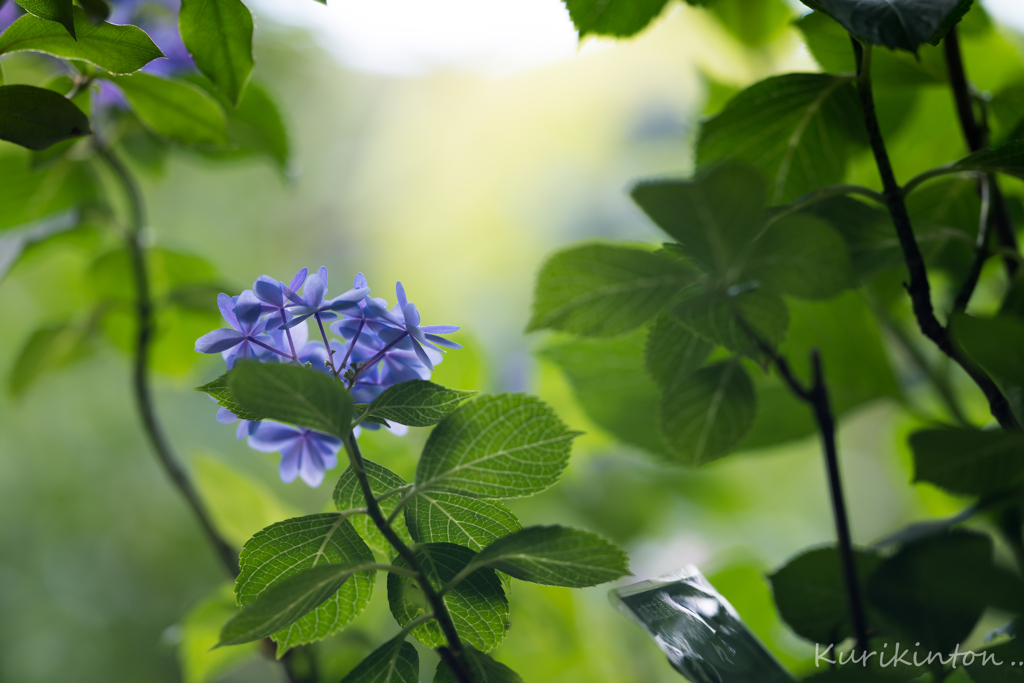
660, 360, 757, 466
527, 242, 697, 337
109, 73, 230, 148
673, 287, 789, 357
696, 74, 864, 205
75, 0, 110, 24
910, 428, 1024, 498
708, 0, 792, 47
229, 362, 353, 439
340, 636, 419, 683
746, 213, 853, 299
950, 313, 1024, 391
333, 459, 415, 555
645, 314, 713, 390
387, 543, 508, 652
405, 492, 520, 551
805, 0, 973, 52
964, 638, 1024, 682
177, 583, 259, 683
561, 0, 670, 38
13, 0, 75, 38
990, 83, 1024, 145
433, 646, 523, 683
0, 155, 100, 231
179, 0, 253, 106
0, 9, 163, 73
0, 208, 80, 284
8, 313, 97, 396
541, 331, 667, 456
941, 141, 1024, 180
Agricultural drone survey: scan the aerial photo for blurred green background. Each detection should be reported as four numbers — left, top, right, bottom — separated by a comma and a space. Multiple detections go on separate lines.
2, 1, 1024, 681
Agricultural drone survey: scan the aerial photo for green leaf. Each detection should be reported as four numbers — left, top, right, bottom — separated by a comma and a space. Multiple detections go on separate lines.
220, 80, 289, 172
910, 428, 1024, 498
340, 636, 419, 683
541, 331, 667, 456
561, 0, 670, 38
807, 0, 973, 52
333, 460, 414, 555
220, 561, 375, 648
745, 213, 853, 300
944, 140, 1024, 180
387, 543, 508, 652
177, 583, 259, 683
76, 0, 110, 25
235, 513, 375, 653
405, 492, 520, 551
950, 313, 1024, 390
179, 0, 253, 106
673, 287, 789, 357
414, 393, 577, 499
659, 360, 757, 465
631, 165, 765, 277
0, 156, 100, 231
228, 361, 353, 439
0, 9, 163, 73
13, 0, 76, 39
433, 646, 523, 683
768, 546, 882, 644
527, 242, 698, 337
8, 313, 96, 396
109, 73, 230, 148
0, 208, 81, 285
696, 74, 864, 205
194, 373, 263, 422
470, 525, 629, 588
644, 314, 713, 390
361, 380, 477, 427
965, 638, 1024, 682
0, 84, 89, 150
708, 0, 793, 48
990, 83, 1024, 145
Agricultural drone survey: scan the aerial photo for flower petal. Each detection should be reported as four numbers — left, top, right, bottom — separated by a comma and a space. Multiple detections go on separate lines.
254, 276, 284, 307
353, 272, 368, 289
235, 290, 264, 329
303, 273, 326, 307
278, 444, 301, 483
425, 334, 462, 349
196, 328, 245, 353
218, 293, 239, 330
403, 302, 421, 327
298, 441, 326, 487
421, 325, 459, 334
289, 268, 308, 292
410, 339, 434, 370
216, 407, 238, 424
396, 281, 408, 310
248, 422, 301, 451
317, 266, 329, 289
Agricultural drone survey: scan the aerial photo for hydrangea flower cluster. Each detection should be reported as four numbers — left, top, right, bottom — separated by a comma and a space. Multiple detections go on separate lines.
196, 268, 460, 487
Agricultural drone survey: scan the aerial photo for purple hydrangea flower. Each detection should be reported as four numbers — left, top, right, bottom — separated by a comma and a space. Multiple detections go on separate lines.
246, 421, 341, 487
195, 290, 275, 368
376, 282, 460, 370
281, 267, 368, 330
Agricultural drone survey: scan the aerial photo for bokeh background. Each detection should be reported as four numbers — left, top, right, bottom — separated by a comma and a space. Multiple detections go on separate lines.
3, 1, 1024, 681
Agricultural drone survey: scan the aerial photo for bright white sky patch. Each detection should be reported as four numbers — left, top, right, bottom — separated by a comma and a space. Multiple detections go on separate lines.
251, 0, 1024, 77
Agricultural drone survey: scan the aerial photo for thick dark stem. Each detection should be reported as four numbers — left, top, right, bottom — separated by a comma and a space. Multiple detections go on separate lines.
344, 435, 475, 683
943, 25, 1020, 278
851, 37, 1020, 430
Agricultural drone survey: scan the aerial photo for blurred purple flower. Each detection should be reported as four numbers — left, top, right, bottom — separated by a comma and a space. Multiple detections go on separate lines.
247, 421, 341, 487
108, 0, 194, 75
0, 2, 23, 34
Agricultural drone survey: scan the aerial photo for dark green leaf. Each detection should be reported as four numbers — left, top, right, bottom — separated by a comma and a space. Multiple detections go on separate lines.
361, 380, 476, 427
806, 0, 973, 52
470, 525, 630, 587
944, 141, 1024, 180
644, 314, 713, 390
990, 83, 1024, 145
950, 313, 1024, 390
659, 360, 757, 465
75, 0, 110, 24
746, 213, 853, 299
405, 492, 520, 551
696, 74, 864, 204
219, 80, 289, 172
433, 646, 523, 683
0, 84, 89, 150
195, 372, 263, 422
8, 314, 96, 396
340, 636, 419, 683
631, 165, 765, 277
541, 331, 667, 456
387, 543, 508, 652
228, 361, 353, 439
333, 460, 414, 555
235, 513, 375, 653
561, 0, 670, 38
219, 561, 375, 648
672, 287, 789, 357
179, 0, 253, 106
13, 0, 75, 38
109, 73, 230, 148
415, 393, 577, 498
768, 546, 882, 643
527, 242, 698, 337
964, 638, 1024, 682
0, 9, 163, 73
910, 427, 1024, 498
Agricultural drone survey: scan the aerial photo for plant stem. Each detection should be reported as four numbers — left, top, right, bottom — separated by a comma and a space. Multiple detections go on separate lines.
850, 37, 1020, 430
343, 434, 475, 683
943, 25, 1020, 279
953, 177, 992, 312
762, 183, 886, 229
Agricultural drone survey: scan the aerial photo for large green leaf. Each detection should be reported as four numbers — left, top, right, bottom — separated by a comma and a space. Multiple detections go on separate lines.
631, 165, 765, 278
0, 156, 101, 232
235, 513, 375, 653
387, 543, 508, 652
340, 636, 419, 683
13, 0, 75, 39
964, 638, 1024, 683
228, 361, 353, 439
177, 584, 259, 683
0, 84, 89, 151
333, 460, 414, 556
708, 0, 793, 48
415, 394, 577, 499
405, 492, 520, 551
944, 141, 1024, 180
110, 73, 230, 148
561, 0, 670, 38
195, 373, 262, 422
8, 314, 96, 396
433, 646, 524, 683
0, 9, 163, 73
910, 428, 1024, 498
527, 243, 697, 337
672, 287, 789, 357
746, 213, 853, 300
179, 0, 253, 106
697, 74, 864, 205
469, 525, 630, 588
806, 0, 973, 52
659, 360, 757, 465
768, 546, 882, 644
541, 331, 667, 456
361, 380, 476, 427
644, 314, 713, 390
950, 313, 1024, 396
220, 561, 375, 648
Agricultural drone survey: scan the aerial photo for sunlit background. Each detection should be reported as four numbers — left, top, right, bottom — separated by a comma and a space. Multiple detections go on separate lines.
2, 1, 1023, 681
